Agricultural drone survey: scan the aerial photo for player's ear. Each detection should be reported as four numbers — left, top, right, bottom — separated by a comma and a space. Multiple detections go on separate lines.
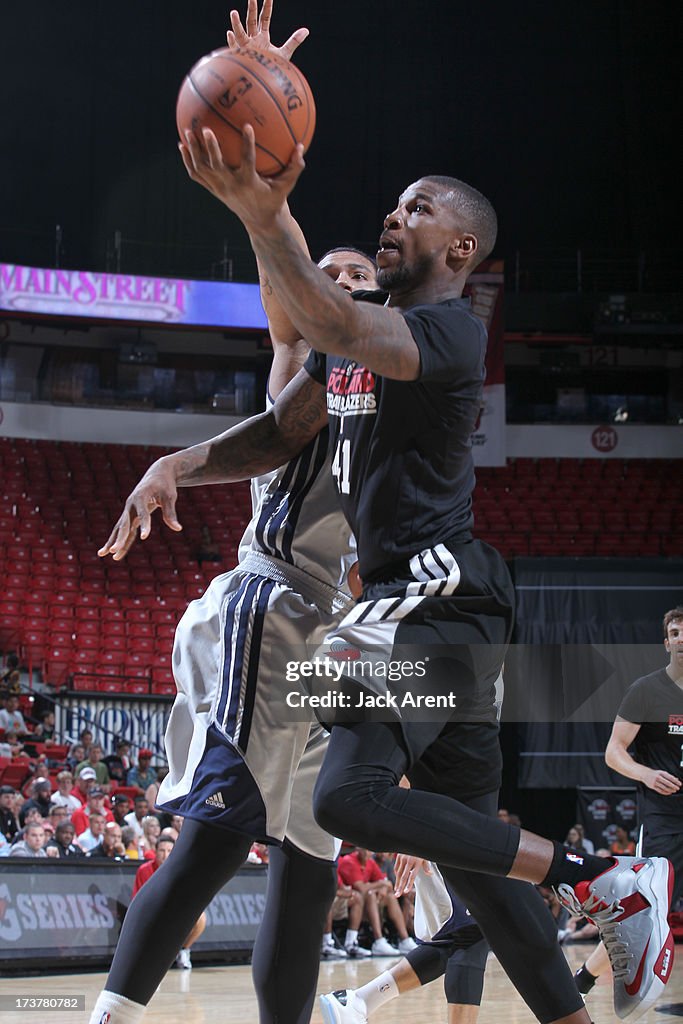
448, 234, 477, 265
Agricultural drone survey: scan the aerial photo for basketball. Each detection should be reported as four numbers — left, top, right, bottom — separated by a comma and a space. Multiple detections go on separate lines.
176, 47, 315, 176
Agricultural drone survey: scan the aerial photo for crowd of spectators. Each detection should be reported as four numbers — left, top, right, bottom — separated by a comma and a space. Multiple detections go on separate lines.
0, 685, 180, 862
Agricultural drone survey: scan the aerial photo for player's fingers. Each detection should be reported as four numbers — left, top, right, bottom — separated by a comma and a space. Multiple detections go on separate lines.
230, 10, 249, 47
226, 29, 237, 49
160, 497, 183, 533
258, 0, 272, 33
245, 0, 258, 36
178, 142, 201, 182
279, 27, 309, 61
202, 128, 224, 170
240, 124, 257, 172
273, 144, 305, 190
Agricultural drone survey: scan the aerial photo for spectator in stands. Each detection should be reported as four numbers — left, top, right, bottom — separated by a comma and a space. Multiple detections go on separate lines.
0, 694, 29, 737
124, 795, 149, 839
610, 825, 636, 856
0, 654, 21, 693
338, 847, 417, 957
79, 729, 94, 757
45, 820, 84, 859
126, 749, 156, 794
0, 784, 19, 842
170, 814, 184, 834
67, 743, 86, 772
77, 810, 107, 853
71, 788, 114, 836
374, 851, 415, 935
0, 831, 11, 856
131, 836, 206, 969
140, 814, 161, 857
75, 744, 111, 792
121, 825, 140, 859
572, 823, 595, 855
496, 807, 510, 823
564, 825, 588, 853
32, 709, 56, 746
50, 770, 81, 817
11, 791, 25, 824
71, 765, 97, 805
111, 792, 132, 827
103, 737, 132, 785
19, 778, 53, 826
88, 821, 127, 860
43, 804, 68, 839
321, 870, 366, 960
9, 821, 48, 858
0, 729, 23, 758
160, 825, 179, 842
145, 766, 168, 809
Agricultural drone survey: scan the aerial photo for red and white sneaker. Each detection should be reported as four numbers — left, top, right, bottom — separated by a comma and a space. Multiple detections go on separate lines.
557, 856, 674, 1020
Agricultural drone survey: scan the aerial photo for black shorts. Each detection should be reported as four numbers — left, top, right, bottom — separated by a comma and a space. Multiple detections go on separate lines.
317, 538, 513, 794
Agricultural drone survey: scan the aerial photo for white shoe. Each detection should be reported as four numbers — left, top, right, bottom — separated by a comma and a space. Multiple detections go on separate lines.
371, 936, 400, 956
175, 947, 192, 969
397, 936, 417, 953
319, 989, 368, 1024
557, 856, 674, 1020
344, 941, 372, 959
321, 941, 349, 960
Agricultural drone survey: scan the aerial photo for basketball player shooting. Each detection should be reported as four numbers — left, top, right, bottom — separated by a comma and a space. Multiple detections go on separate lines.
102, 1, 675, 1022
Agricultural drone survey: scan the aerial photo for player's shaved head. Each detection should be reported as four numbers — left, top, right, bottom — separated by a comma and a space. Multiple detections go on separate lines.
420, 175, 497, 267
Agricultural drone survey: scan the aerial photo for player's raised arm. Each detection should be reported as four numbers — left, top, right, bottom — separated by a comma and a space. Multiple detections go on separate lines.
98, 368, 327, 560
181, 127, 421, 381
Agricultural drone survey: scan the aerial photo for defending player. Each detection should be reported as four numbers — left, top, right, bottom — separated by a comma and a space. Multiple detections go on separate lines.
93, 239, 374, 1024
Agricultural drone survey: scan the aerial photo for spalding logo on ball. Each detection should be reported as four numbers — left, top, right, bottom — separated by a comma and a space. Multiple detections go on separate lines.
176, 47, 315, 176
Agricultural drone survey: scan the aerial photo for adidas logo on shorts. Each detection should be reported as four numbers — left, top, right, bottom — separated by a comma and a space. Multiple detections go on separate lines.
205, 792, 226, 809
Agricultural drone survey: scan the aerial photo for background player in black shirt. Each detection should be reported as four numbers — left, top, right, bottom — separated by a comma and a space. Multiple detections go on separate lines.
576, 606, 683, 995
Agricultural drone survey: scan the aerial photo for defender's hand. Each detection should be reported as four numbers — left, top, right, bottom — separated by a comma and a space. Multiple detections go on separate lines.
227, 0, 309, 62
98, 458, 182, 561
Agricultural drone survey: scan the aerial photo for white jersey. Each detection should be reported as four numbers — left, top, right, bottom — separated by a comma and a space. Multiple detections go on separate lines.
238, 423, 356, 592
158, 418, 355, 858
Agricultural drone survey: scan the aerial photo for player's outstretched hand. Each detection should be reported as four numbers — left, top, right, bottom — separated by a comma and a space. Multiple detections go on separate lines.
179, 123, 304, 231
227, 0, 309, 62
394, 854, 432, 897
98, 459, 183, 562
642, 767, 681, 795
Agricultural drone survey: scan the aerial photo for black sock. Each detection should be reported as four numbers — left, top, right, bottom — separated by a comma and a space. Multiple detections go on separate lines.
541, 842, 615, 889
574, 963, 597, 994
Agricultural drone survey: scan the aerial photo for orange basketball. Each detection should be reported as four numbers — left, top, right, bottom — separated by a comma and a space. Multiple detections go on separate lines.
176, 47, 316, 176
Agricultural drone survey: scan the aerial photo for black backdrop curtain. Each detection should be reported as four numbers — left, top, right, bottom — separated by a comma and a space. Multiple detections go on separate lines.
506, 557, 683, 789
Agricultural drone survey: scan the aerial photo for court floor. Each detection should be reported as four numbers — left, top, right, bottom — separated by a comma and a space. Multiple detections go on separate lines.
0, 943, 681, 1023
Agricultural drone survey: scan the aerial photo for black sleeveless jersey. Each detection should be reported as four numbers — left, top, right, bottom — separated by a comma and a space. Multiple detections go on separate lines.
304, 295, 487, 581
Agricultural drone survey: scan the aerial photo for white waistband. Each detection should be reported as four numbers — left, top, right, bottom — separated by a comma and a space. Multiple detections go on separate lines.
240, 551, 354, 616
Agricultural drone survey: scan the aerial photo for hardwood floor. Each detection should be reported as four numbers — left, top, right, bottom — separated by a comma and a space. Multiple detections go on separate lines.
0, 943, 680, 1022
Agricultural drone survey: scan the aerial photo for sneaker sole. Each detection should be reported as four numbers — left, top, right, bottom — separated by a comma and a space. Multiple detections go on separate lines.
615, 857, 675, 1020
319, 994, 343, 1024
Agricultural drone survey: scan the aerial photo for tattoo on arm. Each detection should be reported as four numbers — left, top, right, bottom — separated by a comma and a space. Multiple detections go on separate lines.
173, 371, 327, 486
